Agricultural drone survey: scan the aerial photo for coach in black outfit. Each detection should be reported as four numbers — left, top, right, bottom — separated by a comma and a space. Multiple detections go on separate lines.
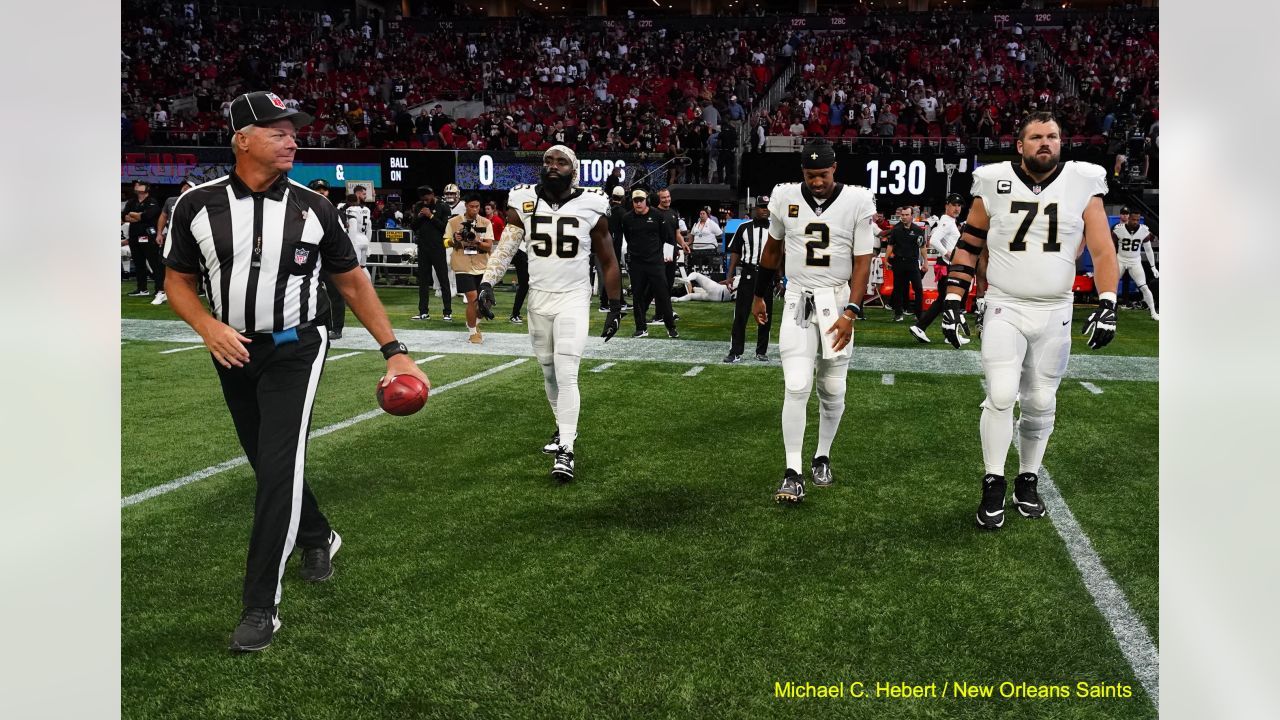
886, 205, 927, 321
162, 91, 429, 653
122, 180, 163, 296
724, 195, 775, 363
409, 184, 453, 320
620, 189, 679, 338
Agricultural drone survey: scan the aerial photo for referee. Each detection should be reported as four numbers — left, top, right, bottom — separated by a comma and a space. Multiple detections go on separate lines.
162, 91, 429, 652
723, 195, 775, 363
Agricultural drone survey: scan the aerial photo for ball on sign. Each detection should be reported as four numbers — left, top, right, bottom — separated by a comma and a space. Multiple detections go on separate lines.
376, 374, 428, 416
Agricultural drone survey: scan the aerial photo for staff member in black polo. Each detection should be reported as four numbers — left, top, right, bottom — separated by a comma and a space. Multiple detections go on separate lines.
122, 180, 163, 297
620, 189, 679, 338
162, 91, 429, 653
409, 184, 453, 321
886, 205, 927, 322
723, 195, 776, 363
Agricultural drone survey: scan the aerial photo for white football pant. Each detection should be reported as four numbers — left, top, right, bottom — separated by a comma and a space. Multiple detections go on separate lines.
778, 286, 851, 473
528, 288, 591, 453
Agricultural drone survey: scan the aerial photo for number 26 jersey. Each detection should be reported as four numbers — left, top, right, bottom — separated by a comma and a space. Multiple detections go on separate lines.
767, 182, 876, 291
973, 160, 1108, 309
508, 184, 610, 293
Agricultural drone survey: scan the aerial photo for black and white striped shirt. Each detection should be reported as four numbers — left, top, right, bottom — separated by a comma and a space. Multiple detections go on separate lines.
162, 172, 358, 334
728, 219, 769, 267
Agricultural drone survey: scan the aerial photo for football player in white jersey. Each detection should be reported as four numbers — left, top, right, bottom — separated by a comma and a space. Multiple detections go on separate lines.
476, 146, 623, 483
751, 139, 877, 503
337, 185, 372, 278
672, 270, 735, 302
1112, 206, 1160, 321
936, 112, 1120, 530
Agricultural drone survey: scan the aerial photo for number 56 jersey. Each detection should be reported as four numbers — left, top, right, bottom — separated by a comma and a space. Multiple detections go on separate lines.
973, 160, 1108, 309
767, 182, 876, 291
508, 184, 610, 293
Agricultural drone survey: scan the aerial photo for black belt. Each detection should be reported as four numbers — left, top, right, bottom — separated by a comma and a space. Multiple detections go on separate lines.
242, 321, 317, 343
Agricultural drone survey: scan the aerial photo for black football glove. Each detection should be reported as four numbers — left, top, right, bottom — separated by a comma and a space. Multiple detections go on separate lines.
1082, 298, 1117, 349
476, 282, 496, 321
940, 296, 970, 348
602, 301, 621, 342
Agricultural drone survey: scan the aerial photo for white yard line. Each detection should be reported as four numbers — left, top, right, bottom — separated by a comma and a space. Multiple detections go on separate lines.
683, 365, 704, 377
1080, 381, 1104, 395
590, 362, 616, 373
121, 358, 528, 508
415, 354, 445, 364
327, 351, 363, 361
158, 345, 205, 354
881, 373, 895, 385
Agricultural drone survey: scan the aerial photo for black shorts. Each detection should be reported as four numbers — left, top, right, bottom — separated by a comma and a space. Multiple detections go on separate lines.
454, 273, 483, 293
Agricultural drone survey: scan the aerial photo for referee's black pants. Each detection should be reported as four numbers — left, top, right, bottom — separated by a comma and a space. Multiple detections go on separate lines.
890, 259, 923, 318
214, 325, 332, 609
417, 246, 452, 315
730, 268, 774, 356
629, 261, 675, 331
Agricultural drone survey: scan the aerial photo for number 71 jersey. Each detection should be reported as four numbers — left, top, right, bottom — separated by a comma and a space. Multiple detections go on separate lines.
767, 182, 876, 290
973, 160, 1108, 308
508, 184, 610, 293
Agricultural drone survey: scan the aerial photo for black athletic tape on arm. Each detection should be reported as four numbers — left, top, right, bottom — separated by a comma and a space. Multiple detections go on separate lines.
947, 263, 977, 277
754, 266, 776, 299
955, 239, 984, 255
961, 224, 988, 240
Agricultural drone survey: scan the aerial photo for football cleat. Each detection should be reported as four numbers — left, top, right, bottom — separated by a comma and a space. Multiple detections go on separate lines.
774, 469, 805, 503
631, 328, 649, 338
666, 326, 679, 339
754, 353, 769, 362
811, 456, 833, 487
909, 325, 930, 343
1013, 472, 1047, 518
976, 474, 1007, 530
510, 315, 524, 324
551, 448, 575, 483
411, 313, 430, 321
542, 431, 560, 454
723, 353, 742, 364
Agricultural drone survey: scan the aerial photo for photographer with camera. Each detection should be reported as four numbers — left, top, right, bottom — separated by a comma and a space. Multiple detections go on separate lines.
445, 194, 495, 343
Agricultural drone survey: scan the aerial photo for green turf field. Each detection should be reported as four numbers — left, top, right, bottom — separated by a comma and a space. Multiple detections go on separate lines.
121, 282, 1158, 719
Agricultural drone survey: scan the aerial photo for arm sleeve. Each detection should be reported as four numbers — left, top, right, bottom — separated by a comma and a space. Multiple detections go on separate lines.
319, 206, 360, 273
482, 223, 526, 286
1143, 234, 1157, 266
160, 198, 203, 273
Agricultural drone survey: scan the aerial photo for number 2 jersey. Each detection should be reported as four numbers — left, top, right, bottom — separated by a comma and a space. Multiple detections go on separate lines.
972, 160, 1108, 309
767, 182, 877, 290
508, 183, 610, 293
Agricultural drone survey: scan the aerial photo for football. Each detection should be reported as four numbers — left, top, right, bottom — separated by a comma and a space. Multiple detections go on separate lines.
376, 374, 428, 416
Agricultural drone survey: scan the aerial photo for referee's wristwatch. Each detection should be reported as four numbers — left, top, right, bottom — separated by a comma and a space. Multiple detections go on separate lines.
380, 339, 409, 360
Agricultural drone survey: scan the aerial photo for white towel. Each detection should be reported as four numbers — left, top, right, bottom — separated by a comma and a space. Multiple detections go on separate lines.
812, 285, 853, 360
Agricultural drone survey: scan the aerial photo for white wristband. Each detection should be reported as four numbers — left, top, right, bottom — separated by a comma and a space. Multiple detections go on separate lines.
1098, 291, 1117, 304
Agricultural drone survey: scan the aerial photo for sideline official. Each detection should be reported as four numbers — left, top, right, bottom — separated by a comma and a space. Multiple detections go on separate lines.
162, 91, 429, 652
723, 195, 775, 362
409, 185, 452, 321
122, 180, 163, 297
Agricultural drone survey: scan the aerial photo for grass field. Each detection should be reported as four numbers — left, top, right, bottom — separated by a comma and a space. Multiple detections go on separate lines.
121, 281, 1159, 719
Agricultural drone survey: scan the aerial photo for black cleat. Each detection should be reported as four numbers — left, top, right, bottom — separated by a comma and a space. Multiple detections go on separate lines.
631, 328, 649, 338
328, 330, 342, 341
774, 469, 805, 503
811, 456, 833, 487
551, 448, 575, 482
229, 606, 280, 652
1013, 472, 1048, 518
975, 474, 1006, 530
299, 530, 342, 582
542, 431, 560, 454
667, 326, 680, 338
754, 353, 769, 362
723, 353, 742, 364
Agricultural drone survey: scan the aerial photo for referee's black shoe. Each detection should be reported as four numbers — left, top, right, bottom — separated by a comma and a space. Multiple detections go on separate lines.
1013, 472, 1047, 518
229, 606, 280, 652
976, 474, 1006, 530
300, 530, 342, 582
723, 353, 742, 364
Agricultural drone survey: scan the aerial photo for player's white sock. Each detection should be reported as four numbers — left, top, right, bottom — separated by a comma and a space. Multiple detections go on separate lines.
468, 324, 478, 335
979, 402, 1015, 476
814, 366, 847, 459
1017, 412, 1055, 475
783, 390, 808, 473
553, 353, 581, 452
1139, 285, 1157, 315
540, 361, 559, 417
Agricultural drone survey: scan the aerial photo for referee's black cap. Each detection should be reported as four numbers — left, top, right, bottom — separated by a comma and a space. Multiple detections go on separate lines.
755, 194, 771, 207
229, 91, 314, 132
